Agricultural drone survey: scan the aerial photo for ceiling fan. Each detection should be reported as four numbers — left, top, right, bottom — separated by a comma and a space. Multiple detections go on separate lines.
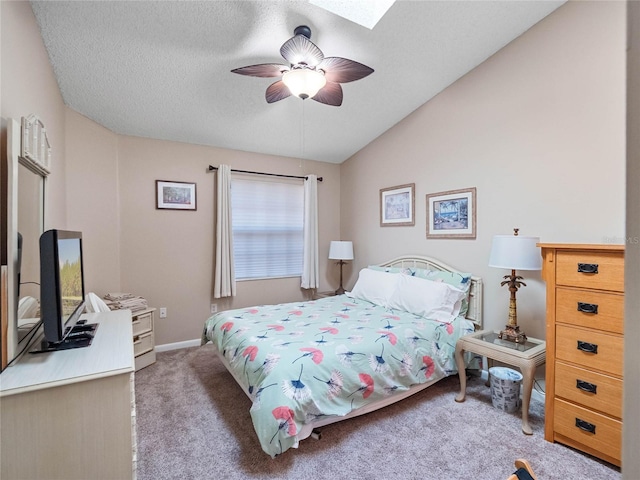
231, 25, 374, 107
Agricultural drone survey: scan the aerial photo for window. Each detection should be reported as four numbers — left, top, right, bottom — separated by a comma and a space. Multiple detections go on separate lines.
231, 177, 304, 280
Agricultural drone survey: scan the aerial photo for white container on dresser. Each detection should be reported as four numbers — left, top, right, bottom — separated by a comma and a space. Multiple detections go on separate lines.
0, 310, 137, 479
540, 243, 624, 467
132, 307, 156, 371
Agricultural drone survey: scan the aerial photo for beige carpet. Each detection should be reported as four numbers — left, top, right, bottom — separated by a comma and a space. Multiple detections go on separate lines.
134, 344, 621, 480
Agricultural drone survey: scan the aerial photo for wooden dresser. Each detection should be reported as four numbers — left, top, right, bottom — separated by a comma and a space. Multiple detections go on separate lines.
0, 310, 137, 479
539, 243, 624, 466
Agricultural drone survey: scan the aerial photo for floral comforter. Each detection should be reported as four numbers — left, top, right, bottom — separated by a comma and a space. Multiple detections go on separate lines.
201, 294, 475, 457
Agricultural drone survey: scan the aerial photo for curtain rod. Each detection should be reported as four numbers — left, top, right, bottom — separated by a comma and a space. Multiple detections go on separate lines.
208, 165, 323, 182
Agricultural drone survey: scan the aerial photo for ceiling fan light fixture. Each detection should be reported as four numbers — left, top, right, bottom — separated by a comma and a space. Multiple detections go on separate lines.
232, 25, 372, 106
282, 68, 327, 99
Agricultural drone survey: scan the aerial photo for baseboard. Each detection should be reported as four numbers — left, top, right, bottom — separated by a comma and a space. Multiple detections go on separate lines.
156, 338, 201, 352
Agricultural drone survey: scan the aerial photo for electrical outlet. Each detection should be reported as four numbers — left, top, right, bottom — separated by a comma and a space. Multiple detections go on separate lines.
159, 307, 167, 318
210, 304, 218, 314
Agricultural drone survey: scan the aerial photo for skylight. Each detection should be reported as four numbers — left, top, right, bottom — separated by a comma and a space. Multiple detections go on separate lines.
309, 0, 396, 29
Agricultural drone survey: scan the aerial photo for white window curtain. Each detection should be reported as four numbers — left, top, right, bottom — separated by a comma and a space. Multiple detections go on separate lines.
214, 164, 236, 298
301, 175, 319, 289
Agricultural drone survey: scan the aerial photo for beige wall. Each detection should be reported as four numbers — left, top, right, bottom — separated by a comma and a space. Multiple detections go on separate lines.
624, 1, 640, 477
116, 135, 340, 346
65, 108, 121, 295
2, 3, 122, 301
340, 0, 626, 339
1, 0, 67, 228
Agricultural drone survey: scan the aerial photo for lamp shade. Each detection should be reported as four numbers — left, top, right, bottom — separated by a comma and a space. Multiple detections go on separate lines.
489, 235, 541, 270
329, 241, 354, 261
282, 68, 327, 99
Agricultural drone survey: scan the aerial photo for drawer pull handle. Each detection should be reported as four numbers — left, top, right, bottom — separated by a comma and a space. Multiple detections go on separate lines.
577, 302, 598, 314
575, 418, 596, 434
577, 341, 598, 354
577, 263, 598, 274
576, 380, 597, 394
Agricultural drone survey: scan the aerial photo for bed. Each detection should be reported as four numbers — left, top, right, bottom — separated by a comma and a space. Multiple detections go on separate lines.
202, 255, 483, 457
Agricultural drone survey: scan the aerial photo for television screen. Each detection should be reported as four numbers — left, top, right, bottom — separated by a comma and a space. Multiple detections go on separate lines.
36, 229, 91, 351
57, 237, 84, 325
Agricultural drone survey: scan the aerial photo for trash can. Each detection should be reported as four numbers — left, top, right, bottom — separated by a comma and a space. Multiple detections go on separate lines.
489, 366, 522, 413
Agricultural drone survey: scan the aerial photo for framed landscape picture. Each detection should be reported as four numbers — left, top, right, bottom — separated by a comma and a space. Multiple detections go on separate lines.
380, 183, 415, 226
426, 187, 476, 239
156, 180, 197, 210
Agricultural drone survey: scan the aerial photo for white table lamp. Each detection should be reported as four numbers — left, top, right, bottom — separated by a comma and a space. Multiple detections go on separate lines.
489, 228, 541, 343
329, 241, 354, 295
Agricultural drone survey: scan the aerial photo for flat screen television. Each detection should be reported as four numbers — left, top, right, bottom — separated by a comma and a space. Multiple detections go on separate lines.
32, 229, 97, 353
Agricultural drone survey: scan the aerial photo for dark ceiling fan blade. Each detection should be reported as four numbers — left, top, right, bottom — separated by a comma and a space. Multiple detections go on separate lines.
265, 80, 292, 103
311, 82, 343, 107
231, 63, 289, 78
280, 34, 324, 67
318, 57, 374, 83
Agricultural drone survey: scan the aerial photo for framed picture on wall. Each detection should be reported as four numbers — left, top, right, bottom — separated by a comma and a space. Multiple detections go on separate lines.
380, 183, 415, 226
156, 180, 197, 210
426, 187, 476, 239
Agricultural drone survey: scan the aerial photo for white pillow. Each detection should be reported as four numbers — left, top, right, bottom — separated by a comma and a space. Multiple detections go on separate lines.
346, 268, 400, 307
388, 274, 466, 322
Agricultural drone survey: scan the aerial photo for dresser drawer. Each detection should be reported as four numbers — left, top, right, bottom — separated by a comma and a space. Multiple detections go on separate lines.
133, 331, 154, 356
134, 348, 156, 371
554, 398, 621, 463
555, 361, 623, 418
556, 251, 624, 292
132, 312, 153, 336
555, 324, 623, 376
556, 287, 624, 334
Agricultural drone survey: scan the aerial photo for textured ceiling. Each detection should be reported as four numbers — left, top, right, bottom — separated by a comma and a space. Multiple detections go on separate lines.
30, 0, 565, 164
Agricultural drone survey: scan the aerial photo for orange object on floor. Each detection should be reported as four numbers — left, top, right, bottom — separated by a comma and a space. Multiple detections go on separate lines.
507, 459, 537, 480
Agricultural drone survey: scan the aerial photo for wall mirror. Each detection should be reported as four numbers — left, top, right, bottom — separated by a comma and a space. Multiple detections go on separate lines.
1, 117, 49, 368
16, 160, 46, 340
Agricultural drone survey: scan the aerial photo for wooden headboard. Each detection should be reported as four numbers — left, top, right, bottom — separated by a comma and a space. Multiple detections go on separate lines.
377, 255, 483, 329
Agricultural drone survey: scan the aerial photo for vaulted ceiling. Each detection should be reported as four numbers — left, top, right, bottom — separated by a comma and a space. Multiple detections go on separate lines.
31, 1, 565, 164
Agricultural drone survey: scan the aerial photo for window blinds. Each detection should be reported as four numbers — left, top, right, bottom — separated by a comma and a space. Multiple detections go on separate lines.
231, 177, 304, 280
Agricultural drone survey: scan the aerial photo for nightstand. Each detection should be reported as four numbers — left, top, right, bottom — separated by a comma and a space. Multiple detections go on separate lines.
132, 307, 156, 371
454, 330, 546, 435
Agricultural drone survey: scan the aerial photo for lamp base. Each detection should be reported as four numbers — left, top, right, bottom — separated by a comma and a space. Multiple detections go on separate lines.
498, 324, 527, 343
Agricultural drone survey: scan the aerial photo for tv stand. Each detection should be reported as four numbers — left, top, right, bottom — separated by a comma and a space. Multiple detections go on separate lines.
70, 323, 96, 332
30, 323, 99, 353
0, 311, 136, 479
